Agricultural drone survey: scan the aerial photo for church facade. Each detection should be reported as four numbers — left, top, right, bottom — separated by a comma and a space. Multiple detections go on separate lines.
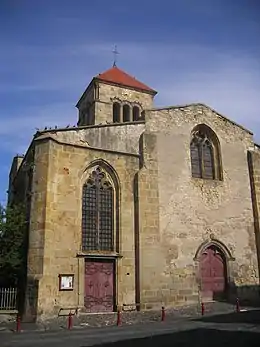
8, 66, 260, 320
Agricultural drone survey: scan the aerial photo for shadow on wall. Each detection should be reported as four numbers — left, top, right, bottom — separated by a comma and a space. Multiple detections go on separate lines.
86, 328, 260, 347
212, 283, 260, 307
23, 278, 39, 322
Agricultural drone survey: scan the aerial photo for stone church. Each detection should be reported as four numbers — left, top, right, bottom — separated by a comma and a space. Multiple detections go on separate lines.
8, 65, 260, 320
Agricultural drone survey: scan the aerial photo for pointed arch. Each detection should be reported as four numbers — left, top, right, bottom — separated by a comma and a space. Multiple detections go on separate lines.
195, 238, 234, 300
190, 124, 222, 180
82, 160, 120, 252
83, 159, 120, 192
194, 238, 235, 262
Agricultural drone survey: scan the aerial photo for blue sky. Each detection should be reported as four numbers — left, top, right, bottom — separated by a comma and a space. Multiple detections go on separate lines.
0, 0, 259, 205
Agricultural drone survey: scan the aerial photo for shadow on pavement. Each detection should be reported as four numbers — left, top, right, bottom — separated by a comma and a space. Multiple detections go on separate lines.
85, 328, 259, 347
195, 309, 260, 325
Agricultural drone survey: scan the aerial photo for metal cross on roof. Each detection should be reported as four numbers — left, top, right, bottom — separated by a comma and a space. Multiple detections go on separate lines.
112, 45, 119, 67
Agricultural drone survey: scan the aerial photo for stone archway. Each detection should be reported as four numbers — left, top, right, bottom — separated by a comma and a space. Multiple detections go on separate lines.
199, 244, 228, 301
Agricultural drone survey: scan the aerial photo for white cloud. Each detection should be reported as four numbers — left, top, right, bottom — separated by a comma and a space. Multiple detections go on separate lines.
156, 63, 260, 129
0, 103, 78, 154
115, 43, 260, 140
1, 41, 260, 155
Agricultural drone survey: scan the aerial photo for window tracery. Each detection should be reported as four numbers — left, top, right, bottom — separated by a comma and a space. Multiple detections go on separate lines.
82, 166, 114, 251
190, 125, 222, 180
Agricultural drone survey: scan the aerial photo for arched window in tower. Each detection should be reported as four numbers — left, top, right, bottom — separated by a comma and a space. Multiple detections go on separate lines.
190, 124, 222, 180
123, 104, 130, 122
133, 106, 140, 121
82, 167, 114, 251
113, 102, 121, 123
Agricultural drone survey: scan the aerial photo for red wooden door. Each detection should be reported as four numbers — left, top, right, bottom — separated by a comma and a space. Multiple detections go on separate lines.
84, 260, 114, 313
199, 246, 226, 300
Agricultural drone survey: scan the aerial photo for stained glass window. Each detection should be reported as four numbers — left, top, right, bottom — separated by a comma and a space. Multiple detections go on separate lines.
190, 131, 215, 180
82, 167, 114, 251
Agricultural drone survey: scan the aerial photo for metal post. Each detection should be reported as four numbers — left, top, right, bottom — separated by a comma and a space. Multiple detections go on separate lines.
117, 309, 122, 326
201, 302, 205, 316
68, 312, 73, 330
16, 314, 21, 333
161, 306, 166, 322
236, 297, 240, 313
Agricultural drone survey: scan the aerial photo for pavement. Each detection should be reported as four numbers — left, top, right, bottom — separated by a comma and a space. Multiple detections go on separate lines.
0, 303, 260, 346
0, 301, 243, 332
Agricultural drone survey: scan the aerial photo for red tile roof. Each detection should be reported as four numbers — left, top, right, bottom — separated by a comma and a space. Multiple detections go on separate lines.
96, 66, 156, 94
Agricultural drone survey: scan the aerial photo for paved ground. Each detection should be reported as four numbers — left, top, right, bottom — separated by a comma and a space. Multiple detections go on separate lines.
0, 303, 259, 346
0, 310, 260, 347
0, 302, 243, 332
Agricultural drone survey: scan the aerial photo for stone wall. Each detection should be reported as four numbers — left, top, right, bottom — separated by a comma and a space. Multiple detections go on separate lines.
30, 137, 140, 319
8, 155, 24, 204
77, 82, 98, 126
20, 101, 260, 318
248, 145, 260, 293
95, 82, 154, 124
25, 140, 51, 319
137, 132, 161, 309
37, 122, 145, 155
138, 104, 259, 307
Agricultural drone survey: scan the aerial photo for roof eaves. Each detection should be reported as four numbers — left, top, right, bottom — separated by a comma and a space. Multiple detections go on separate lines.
96, 77, 157, 95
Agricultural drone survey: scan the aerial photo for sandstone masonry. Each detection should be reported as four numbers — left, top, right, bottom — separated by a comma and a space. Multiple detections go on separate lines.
8, 66, 260, 320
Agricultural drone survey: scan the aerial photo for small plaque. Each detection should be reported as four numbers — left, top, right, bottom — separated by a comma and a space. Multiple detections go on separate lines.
59, 274, 74, 291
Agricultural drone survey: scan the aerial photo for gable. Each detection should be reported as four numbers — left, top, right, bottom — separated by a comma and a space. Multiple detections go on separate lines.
198, 103, 253, 135
148, 103, 253, 136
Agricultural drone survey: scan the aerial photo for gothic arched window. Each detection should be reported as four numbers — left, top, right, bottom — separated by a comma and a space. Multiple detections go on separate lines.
133, 106, 140, 121
82, 167, 114, 251
190, 124, 222, 180
123, 104, 130, 122
113, 102, 120, 123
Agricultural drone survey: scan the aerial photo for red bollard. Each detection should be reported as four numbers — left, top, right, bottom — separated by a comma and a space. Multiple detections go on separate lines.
201, 302, 205, 316
67, 312, 73, 330
117, 309, 122, 326
236, 297, 240, 313
161, 306, 166, 322
16, 314, 21, 333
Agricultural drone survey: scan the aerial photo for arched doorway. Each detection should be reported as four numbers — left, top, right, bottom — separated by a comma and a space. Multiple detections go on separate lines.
199, 245, 227, 301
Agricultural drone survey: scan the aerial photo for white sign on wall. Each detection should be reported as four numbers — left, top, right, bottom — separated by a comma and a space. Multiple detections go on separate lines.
59, 274, 74, 291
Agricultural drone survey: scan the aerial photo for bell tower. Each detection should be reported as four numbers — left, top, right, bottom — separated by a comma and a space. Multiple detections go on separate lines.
76, 66, 157, 126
